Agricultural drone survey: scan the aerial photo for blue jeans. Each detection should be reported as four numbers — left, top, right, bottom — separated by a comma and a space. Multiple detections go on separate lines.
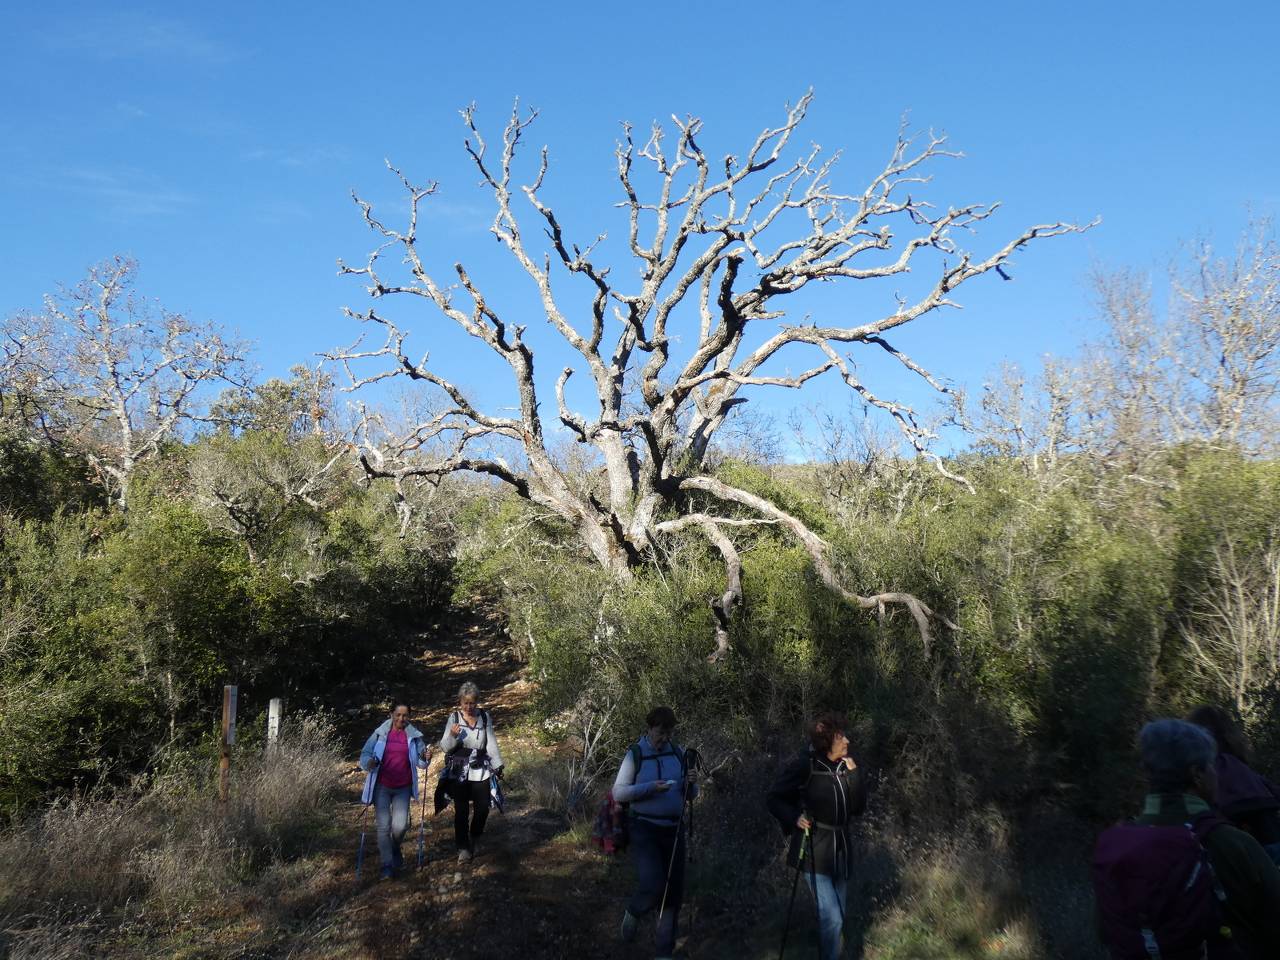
806, 871, 848, 960
1265, 841, 1280, 867
628, 817, 686, 957
374, 783, 412, 868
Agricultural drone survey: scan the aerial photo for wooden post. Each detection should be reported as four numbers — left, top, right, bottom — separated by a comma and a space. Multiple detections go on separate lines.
267, 697, 282, 750
220, 685, 238, 803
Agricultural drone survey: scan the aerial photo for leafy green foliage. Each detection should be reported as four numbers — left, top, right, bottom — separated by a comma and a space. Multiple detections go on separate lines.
0, 430, 453, 814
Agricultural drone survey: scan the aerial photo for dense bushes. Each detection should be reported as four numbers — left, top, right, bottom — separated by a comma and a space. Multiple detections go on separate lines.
0, 431, 455, 814
451, 448, 1276, 958
465, 448, 1280, 829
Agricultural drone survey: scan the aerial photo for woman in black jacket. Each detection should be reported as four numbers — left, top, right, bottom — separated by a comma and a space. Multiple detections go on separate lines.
766, 712, 867, 960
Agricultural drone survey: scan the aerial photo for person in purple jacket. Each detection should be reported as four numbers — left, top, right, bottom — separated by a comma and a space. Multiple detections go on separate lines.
1188, 704, 1280, 864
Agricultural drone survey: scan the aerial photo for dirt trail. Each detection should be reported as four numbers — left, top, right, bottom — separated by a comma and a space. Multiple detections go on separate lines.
277, 604, 671, 960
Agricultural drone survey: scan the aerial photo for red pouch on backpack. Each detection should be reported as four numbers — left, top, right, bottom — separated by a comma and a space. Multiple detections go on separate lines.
589, 789, 629, 854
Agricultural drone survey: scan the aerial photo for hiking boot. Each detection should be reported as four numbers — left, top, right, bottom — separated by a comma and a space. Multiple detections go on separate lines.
619, 909, 638, 943
392, 846, 403, 870
379, 866, 394, 881
458, 848, 473, 863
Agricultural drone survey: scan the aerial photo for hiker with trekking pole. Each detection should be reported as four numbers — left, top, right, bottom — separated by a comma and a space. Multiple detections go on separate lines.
436, 681, 504, 863
357, 701, 434, 880
767, 712, 867, 960
614, 706, 700, 960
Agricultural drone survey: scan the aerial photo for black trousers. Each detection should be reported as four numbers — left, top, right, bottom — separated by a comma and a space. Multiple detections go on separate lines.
447, 777, 491, 850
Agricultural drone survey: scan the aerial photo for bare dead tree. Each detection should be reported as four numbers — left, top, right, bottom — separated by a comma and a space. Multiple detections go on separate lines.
998, 224, 1280, 477
789, 402, 927, 526
1, 310, 57, 440
329, 95, 1089, 660
3, 257, 249, 509
1182, 534, 1280, 721
1172, 223, 1280, 452
956, 354, 1083, 482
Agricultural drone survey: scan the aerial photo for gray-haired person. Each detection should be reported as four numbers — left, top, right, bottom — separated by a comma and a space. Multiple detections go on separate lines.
438, 682, 503, 862
1093, 718, 1280, 959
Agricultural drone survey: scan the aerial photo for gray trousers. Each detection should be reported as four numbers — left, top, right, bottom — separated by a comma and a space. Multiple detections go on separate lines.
374, 783, 412, 867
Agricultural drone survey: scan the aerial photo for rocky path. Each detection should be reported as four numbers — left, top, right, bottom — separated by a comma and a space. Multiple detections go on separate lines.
274, 605, 681, 960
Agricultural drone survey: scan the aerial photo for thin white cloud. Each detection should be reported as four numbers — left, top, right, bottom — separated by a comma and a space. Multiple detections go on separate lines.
47, 13, 236, 64
242, 145, 350, 168
253, 199, 315, 225
113, 102, 149, 119
58, 167, 197, 217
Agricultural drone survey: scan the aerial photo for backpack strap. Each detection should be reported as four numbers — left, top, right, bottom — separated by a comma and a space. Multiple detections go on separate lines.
1190, 810, 1231, 843
447, 711, 472, 762
1190, 811, 1235, 912
632, 743, 685, 781
449, 710, 489, 752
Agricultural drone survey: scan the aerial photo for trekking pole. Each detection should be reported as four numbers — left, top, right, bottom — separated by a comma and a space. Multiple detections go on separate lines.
354, 801, 372, 880
658, 747, 700, 924
657, 786, 688, 923
417, 751, 431, 868
778, 824, 811, 960
686, 747, 701, 864
807, 830, 821, 960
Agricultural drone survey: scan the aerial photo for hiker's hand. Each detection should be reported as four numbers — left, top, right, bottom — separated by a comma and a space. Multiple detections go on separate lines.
651, 780, 673, 793
368, 757, 380, 770
450, 723, 463, 736
796, 813, 812, 830
493, 766, 504, 780
842, 757, 857, 772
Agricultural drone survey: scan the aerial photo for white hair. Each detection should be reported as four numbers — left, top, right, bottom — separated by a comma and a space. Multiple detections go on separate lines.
1140, 718, 1216, 792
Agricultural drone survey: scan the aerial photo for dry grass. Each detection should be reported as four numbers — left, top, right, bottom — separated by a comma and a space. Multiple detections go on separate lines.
0, 715, 341, 958
862, 838, 1038, 960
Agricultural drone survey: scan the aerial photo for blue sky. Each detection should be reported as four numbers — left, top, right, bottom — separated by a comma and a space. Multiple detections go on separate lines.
3, 2, 1277, 453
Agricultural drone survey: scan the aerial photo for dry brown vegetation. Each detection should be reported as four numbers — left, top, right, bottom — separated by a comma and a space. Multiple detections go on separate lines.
0, 717, 341, 959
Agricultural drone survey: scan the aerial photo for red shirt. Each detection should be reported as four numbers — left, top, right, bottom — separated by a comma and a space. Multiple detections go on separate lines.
379, 729, 412, 789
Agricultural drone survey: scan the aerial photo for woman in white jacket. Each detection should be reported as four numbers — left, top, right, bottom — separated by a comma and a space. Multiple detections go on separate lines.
358, 702, 432, 879
438, 682, 503, 862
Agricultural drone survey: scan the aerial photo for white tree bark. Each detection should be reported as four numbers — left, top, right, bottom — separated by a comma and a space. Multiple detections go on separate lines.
3, 258, 249, 509
330, 94, 1089, 660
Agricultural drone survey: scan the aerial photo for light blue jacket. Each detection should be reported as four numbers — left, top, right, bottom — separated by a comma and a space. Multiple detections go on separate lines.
612, 735, 698, 825
358, 719, 431, 805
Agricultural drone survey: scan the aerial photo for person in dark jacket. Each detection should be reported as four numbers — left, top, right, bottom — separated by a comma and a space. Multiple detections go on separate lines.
613, 706, 699, 960
1188, 704, 1280, 864
767, 712, 867, 960
1098, 718, 1280, 959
